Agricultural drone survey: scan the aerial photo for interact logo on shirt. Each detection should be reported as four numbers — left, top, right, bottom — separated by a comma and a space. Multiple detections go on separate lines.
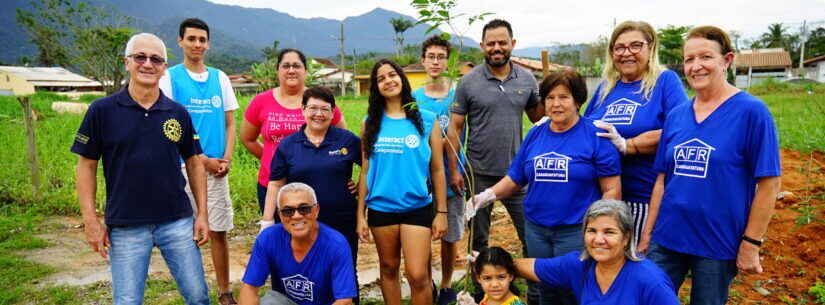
328, 147, 349, 156
282, 274, 314, 302
533, 152, 572, 183
211, 95, 222, 108
673, 138, 715, 178
405, 134, 420, 149
601, 98, 641, 125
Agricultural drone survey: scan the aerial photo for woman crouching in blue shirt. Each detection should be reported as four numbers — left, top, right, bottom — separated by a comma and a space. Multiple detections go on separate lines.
356, 59, 448, 305
468, 70, 622, 305
513, 199, 680, 305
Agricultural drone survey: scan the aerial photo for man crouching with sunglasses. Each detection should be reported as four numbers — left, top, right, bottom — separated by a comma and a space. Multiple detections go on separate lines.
239, 182, 357, 305
72, 33, 211, 305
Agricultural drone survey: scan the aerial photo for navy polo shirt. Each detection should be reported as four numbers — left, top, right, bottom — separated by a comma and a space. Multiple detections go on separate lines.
71, 87, 202, 226
270, 125, 361, 230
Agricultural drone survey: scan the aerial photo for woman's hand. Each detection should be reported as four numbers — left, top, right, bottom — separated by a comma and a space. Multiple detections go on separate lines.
356, 217, 371, 243
431, 213, 447, 241
737, 241, 763, 273
465, 188, 497, 221
594, 120, 627, 154
637, 230, 651, 254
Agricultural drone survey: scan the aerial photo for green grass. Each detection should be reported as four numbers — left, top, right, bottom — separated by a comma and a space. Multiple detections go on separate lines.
0, 89, 823, 303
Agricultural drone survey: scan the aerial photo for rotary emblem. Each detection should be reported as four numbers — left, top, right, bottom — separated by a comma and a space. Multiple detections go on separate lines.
163, 118, 182, 142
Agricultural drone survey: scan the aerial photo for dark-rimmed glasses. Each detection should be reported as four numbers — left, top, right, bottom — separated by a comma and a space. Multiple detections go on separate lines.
127, 54, 166, 66
279, 204, 316, 217
612, 41, 648, 55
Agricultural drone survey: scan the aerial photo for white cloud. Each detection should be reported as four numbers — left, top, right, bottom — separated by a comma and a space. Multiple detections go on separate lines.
209, 0, 823, 47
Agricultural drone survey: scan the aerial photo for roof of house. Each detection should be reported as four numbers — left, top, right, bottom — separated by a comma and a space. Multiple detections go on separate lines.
312, 58, 338, 69
734, 50, 792, 69
510, 57, 572, 72
0, 66, 102, 87
803, 54, 825, 66
403, 63, 425, 72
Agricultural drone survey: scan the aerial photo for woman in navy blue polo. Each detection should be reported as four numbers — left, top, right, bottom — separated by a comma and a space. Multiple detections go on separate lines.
259, 86, 362, 266
582, 21, 689, 248
468, 70, 622, 305
640, 26, 781, 305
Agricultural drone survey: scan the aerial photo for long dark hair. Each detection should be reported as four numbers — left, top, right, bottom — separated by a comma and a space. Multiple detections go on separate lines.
362, 59, 424, 158
473, 246, 520, 296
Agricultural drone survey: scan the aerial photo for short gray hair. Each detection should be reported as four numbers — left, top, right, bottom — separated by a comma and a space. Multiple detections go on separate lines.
579, 199, 642, 262
124, 33, 167, 59
276, 182, 318, 209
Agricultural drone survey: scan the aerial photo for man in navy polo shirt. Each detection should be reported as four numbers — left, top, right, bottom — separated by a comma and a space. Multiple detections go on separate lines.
73, 33, 211, 305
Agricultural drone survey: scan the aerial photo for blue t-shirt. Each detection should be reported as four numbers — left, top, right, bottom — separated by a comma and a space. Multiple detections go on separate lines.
413, 88, 464, 198
652, 91, 781, 260
242, 223, 357, 305
167, 64, 227, 158
535, 251, 679, 305
70, 87, 202, 225
366, 110, 436, 212
583, 70, 689, 203
507, 118, 621, 227
270, 126, 361, 231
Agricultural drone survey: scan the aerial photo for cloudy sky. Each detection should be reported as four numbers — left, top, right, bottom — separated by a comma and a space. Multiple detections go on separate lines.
209, 0, 824, 48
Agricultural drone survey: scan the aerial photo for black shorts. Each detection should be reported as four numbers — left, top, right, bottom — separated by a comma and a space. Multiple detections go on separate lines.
367, 204, 433, 228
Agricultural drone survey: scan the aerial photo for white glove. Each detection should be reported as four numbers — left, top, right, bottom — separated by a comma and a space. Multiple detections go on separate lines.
258, 220, 275, 233
465, 188, 497, 221
457, 291, 478, 305
593, 120, 627, 154
465, 250, 480, 263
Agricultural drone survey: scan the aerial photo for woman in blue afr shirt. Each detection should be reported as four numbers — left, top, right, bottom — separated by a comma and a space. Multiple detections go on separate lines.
640, 26, 781, 305
356, 59, 448, 305
514, 199, 680, 305
583, 21, 689, 249
468, 70, 621, 305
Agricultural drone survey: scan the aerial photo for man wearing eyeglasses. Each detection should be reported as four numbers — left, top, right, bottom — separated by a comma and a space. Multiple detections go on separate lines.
239, 182, 357, 305
158, 17, 239, 305
72, 33, 211, 305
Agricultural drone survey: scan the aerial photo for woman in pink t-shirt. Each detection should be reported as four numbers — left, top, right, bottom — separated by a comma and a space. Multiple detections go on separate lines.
241, 48, 347, 212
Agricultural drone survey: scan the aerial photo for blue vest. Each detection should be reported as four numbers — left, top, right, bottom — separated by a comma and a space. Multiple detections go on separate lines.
168, 65, 226, 158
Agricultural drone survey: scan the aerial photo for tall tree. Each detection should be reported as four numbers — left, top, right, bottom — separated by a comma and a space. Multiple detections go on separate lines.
658, 25, 691, 66
761, 23, 789, 48
389, 17, 414, 57
261, 40, 280, 61
16, 0, 134, 94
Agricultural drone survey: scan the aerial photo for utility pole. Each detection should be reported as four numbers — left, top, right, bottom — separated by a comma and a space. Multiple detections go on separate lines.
339, 22, 346, 96
352, 49, 358, 95
799, 20, 808, 73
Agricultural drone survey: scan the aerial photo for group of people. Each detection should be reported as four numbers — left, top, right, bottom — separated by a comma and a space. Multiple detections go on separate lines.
72, 15, 780, 305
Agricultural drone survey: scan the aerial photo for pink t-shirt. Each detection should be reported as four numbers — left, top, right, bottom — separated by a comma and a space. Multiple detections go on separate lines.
244, 89, 343, 186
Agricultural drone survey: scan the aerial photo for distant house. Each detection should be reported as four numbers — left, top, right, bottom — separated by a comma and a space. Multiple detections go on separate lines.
803, 54, 825, 83
510, 56, 572, 79
228, 74, 259, 95
354, 61, 475, 97
0, 66, 103, 96
733, 49, 792, 88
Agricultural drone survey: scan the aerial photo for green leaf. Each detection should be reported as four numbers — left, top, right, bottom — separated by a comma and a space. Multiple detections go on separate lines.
440, 32, 451, 41
419, 9, 431, 17
425, 24, 439, 34
437, 10, 449, 17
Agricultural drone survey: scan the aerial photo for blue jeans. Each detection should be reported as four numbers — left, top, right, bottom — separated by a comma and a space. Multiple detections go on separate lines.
109, 216, 210, 305
525, 220, 582, 305
647, 242, 738, 305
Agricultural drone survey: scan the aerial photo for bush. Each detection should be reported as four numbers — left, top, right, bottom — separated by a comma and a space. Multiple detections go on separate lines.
747, 77, 825, 96
810, 282, 825, 304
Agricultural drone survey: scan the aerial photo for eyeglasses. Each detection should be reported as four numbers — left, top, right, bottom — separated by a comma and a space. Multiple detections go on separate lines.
612, 41, 648, 55
279, 204, 316, 217
304, 105, 332, 114
424, 54, 448, 62
127, 54, 166, 66
280, 63, 305, 70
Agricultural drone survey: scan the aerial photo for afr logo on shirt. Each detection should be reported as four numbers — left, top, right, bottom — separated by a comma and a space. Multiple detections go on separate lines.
601, 98, 641, 125
282, 274, 314, 301
533, 152, 571, 182
673, 138, 715, 178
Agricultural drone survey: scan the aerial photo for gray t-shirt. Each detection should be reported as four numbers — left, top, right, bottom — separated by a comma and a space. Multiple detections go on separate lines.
451, 63, 540, 176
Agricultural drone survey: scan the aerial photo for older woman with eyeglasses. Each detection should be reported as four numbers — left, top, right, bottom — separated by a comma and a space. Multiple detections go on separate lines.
582, 21, 689, 249
241, 49, 349, 215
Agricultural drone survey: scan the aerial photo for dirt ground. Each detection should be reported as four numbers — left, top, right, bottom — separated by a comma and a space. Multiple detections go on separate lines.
22, 149, 825, 304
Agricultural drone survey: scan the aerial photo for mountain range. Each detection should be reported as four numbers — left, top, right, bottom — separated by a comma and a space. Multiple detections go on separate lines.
0, 0, 480, 66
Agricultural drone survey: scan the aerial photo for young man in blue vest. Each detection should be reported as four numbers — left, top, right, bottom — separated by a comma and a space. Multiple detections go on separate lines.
159, 18, 239, 305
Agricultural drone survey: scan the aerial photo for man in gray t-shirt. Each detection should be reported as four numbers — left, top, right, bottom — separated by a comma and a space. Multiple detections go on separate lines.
446, 19, 543, 255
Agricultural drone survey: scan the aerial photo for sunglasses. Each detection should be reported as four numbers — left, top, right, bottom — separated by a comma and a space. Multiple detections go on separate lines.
128, 53, 166, 66
279, 204, 316, 217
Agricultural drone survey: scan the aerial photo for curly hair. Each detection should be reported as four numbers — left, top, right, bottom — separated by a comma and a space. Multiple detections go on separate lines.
362, 59, 424, 158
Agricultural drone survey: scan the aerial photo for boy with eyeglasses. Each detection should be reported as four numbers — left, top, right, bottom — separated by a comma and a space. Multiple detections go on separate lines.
239, 182, 357, 305
158, 17, 239, 305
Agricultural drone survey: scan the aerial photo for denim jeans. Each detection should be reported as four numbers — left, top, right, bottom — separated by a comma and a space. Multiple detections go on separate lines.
647, 242, 738, 305
525, 220, 582, 305
109, 216, 210, 305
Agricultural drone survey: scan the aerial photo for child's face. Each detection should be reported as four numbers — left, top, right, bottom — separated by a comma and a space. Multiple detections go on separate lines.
476, 265, 514, 302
